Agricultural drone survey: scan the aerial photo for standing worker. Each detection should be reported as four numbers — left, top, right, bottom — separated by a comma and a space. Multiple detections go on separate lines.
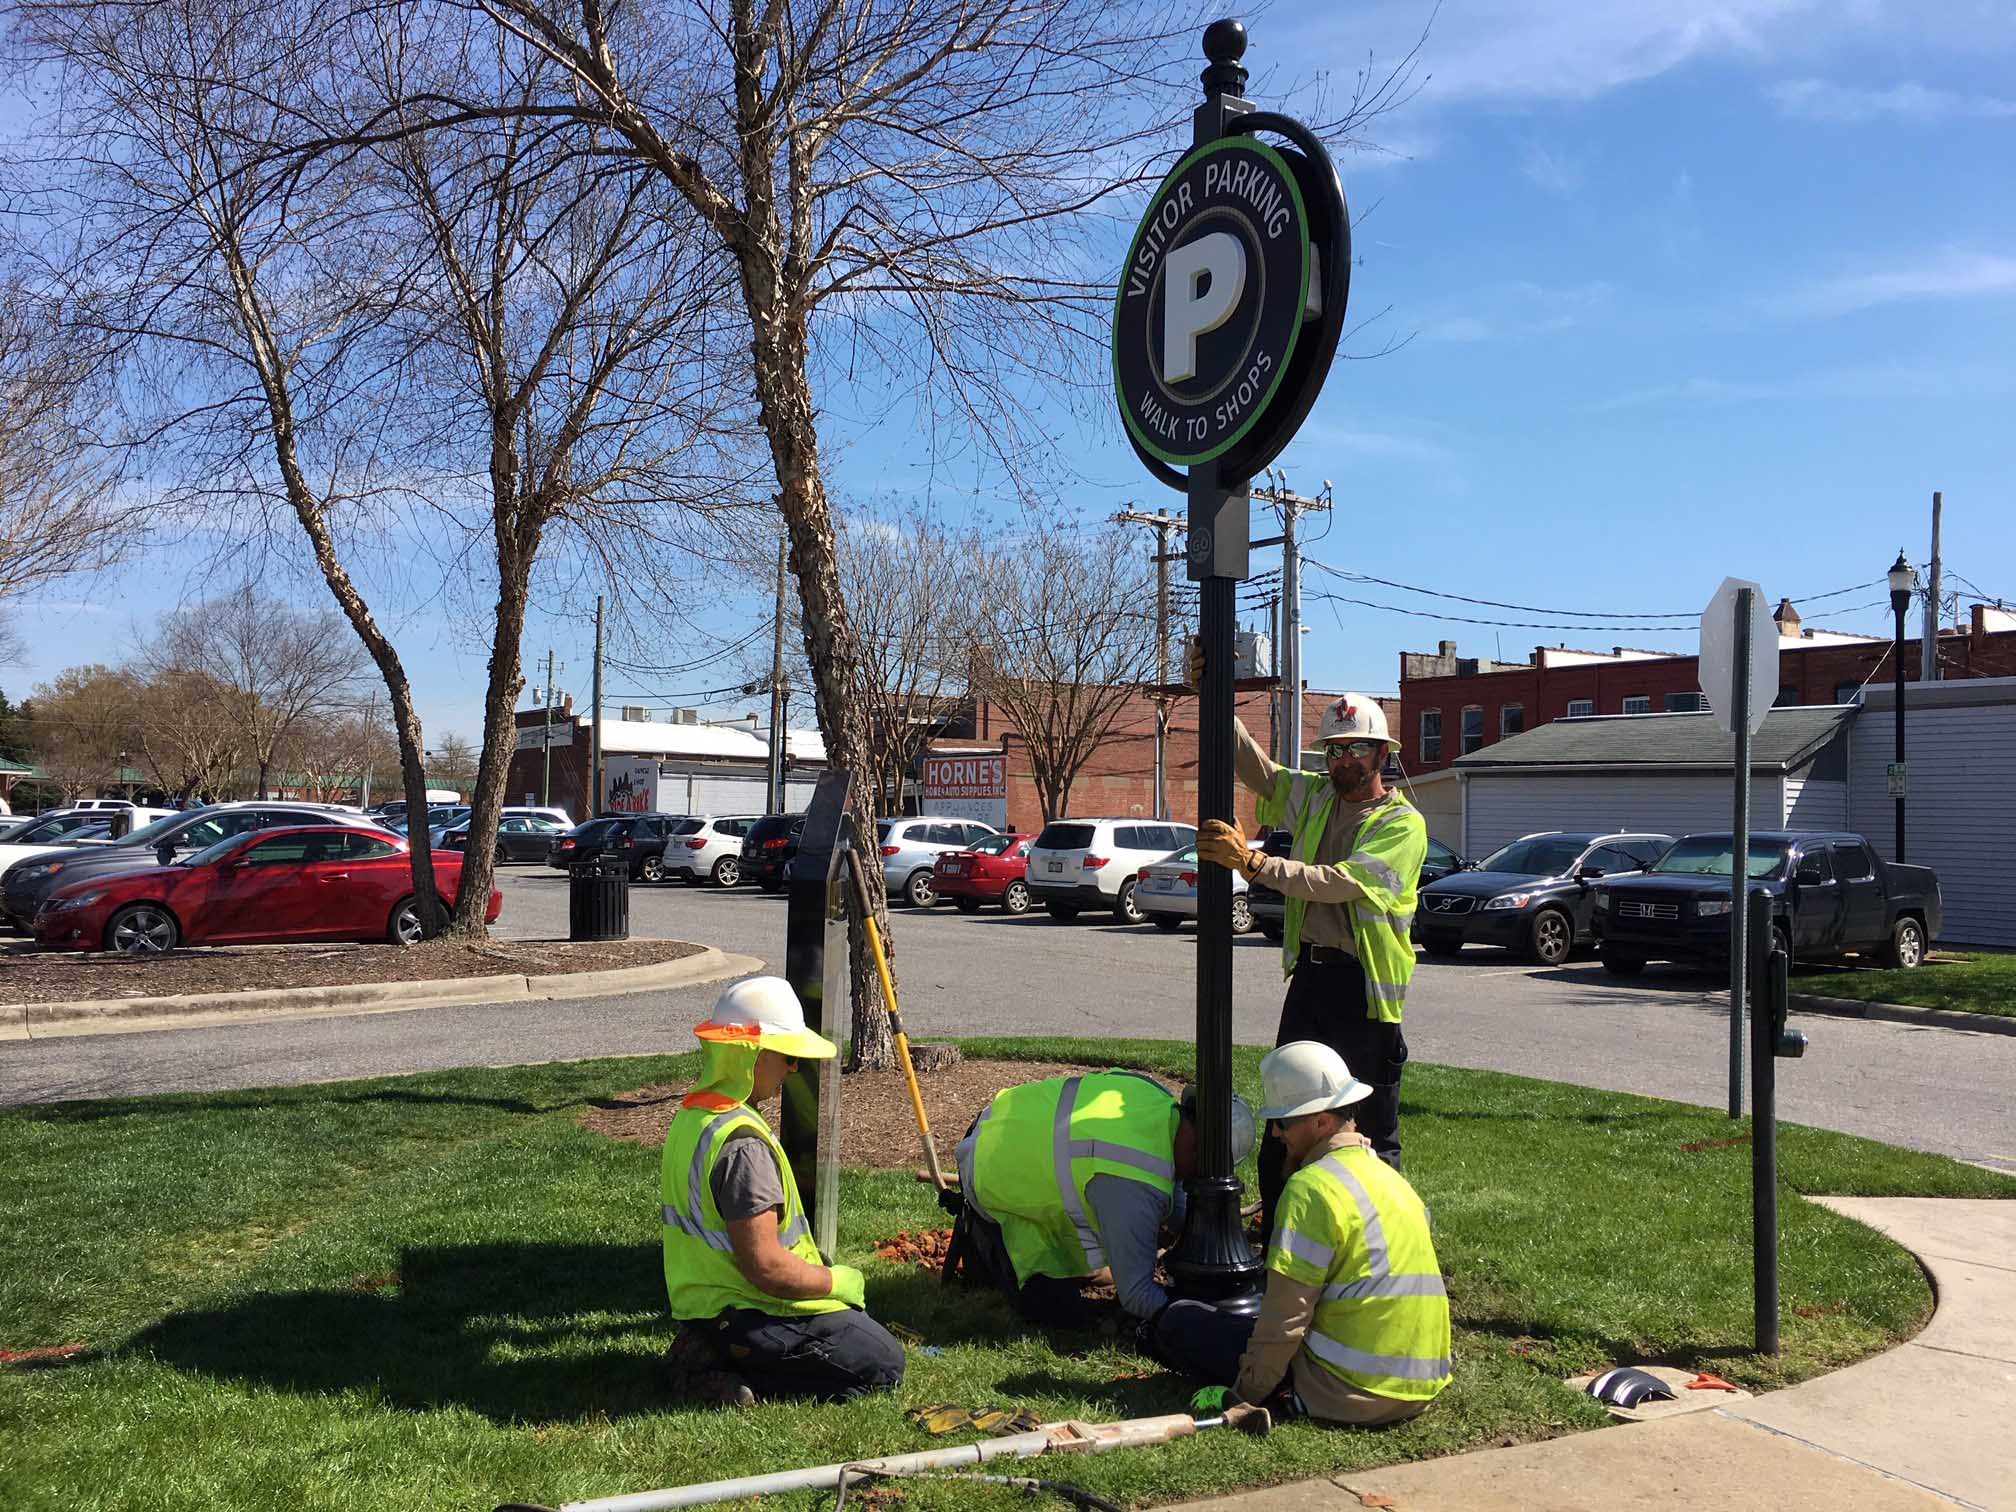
659, 977, 906, 1406
1151, 1042, 1451, 1425
946, 1070, 1255, 1328
1189, 643, 1425, 1210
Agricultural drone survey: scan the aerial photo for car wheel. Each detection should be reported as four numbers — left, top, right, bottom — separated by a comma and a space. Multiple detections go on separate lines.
1150, 914, 1182, 932
711, 855, 742, 888
1419, 931, 1463, 957
1113, 880, 1144, 924
1601, 947, 1647, 976
106, 903, 178, 956
1526, 908, 1573, 967
1002, 880, 1031, 915
1880, 916, 1926, 970
387, 896, 425, 946
1230, 895, 1254, 934
1045, 902, 1080, 922
639, 854, 665, 884
905, 870, 936, 908
1260, 921, 1284, 941
494, 843, 511, 867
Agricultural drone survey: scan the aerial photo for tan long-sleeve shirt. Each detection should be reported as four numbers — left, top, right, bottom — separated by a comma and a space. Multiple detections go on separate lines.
1233, 718, 1386, 954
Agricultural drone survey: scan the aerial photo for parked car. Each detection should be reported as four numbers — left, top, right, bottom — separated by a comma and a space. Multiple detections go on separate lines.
1248, 832, 1468, 942
739, 813, 807, 890
664, 815, 761, 887
1414, 831, 1673, 966
1592, 830, 1942, 975
1, 802, 388, 930
35, 824, 500, 954
1135, 842, 1255, 933
440, 813, 567, 863
0, 810, 121, 880
503, 805, 576, 830
933, 832, 1036, 914
877, 817, 1002, 907
542, 813, 687, 881
1024, 818, 1199, 923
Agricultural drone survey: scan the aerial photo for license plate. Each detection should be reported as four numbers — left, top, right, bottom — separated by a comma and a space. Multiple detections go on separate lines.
943, 860, 965, 874
1046, 861, 1064, 874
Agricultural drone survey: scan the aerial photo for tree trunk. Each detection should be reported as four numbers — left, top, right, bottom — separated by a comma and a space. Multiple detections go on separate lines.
256, 761, 270, 800
450, 534, 536, 934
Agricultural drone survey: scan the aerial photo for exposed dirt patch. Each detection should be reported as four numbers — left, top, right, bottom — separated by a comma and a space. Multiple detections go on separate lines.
580, 1058, 1184, 1171
0, 936, 704, 1005
875, 1228, 955, 1270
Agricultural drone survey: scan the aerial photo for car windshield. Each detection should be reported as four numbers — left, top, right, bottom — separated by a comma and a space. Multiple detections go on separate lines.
120, 812, 205, 847
671, 818, 706, 836
183, 831, 261, 868
1035, 822, 1096, 850
18, 812, 103, 841
1164, 845, 1199, 865
572, 818, 622, 843
1648, 837, 1790, 878
1477, 836, 1591, 877
968, 833, 1017, 856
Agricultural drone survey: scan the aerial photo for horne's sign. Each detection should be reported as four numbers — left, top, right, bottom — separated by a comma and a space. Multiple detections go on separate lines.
1114, 137, 1316, 473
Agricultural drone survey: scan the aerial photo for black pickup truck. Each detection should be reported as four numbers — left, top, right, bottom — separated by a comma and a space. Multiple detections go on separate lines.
1591, 830, 1940, 976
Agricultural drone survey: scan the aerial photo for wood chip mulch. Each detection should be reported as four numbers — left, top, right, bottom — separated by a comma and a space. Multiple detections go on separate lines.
0, 936, 704, 1005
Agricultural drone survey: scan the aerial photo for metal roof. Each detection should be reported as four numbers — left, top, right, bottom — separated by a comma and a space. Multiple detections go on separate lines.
1452, 705, 1856, 773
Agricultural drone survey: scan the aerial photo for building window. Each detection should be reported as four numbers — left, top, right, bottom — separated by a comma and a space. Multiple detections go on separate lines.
1501, 703, 1525, 736
1565, 698, 1594, 718
1834, 681, 1865, 706
1622, 695, 1651, 715
1461, 706, 1484, 755
1419, 710, 1441, 763
1775, 686, 1801, 707
1664, 692, 1705, 713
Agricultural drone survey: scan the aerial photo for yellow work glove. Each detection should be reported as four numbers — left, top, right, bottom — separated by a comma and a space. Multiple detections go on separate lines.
1198, 819, 1260, 880
1184, 636, 1204, 689
827, 1264, 867, 1309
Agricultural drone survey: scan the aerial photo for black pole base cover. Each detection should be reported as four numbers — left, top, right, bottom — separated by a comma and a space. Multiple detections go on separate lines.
1166, 1176, 1265, 1314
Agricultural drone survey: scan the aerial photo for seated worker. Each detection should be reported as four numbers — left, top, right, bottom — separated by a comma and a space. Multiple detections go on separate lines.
948, 1069, 1255, 1326
659, 977, 906, 1406
1151, 1042, 1450, 1426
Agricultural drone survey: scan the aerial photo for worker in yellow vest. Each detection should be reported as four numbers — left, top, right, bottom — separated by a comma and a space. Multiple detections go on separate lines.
1151, 1041, 1451, 1425
659, 977, 905, 1406
946, 1071, 1255, 1327
1189, 643, 1425, 1216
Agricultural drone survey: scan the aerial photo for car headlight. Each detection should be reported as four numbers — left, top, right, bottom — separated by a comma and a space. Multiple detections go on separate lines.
1593, 890, 1610, 910
1483, 893, 1533, 910
51, 890, 105, 911
1696, 899, 1732, 917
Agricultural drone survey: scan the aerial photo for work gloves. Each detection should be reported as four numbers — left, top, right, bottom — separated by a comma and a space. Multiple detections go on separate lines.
1198, 819, 1263, 881
1189, 1385, 1236, 1415
827, 1264, 867, 1309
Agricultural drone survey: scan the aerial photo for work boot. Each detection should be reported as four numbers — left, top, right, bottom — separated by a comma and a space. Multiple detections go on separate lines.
688, 1369, 757, 1409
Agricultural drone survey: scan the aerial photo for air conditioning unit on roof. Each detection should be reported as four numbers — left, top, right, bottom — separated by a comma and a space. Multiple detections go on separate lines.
621, 705, 651, 722
672, 707, 700, 725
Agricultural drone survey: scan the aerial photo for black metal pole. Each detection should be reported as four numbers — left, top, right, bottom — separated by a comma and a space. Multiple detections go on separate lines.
1748, 886, 1779, 1354
1892, 583, 1909, 863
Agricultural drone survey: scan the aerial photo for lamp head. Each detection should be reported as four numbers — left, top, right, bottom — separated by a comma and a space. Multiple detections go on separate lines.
1888, 550, 1913, 606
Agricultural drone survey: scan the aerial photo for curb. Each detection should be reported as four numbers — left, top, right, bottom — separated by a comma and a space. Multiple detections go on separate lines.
5, 946, 764, 1040
1787, 990, 2016, 1037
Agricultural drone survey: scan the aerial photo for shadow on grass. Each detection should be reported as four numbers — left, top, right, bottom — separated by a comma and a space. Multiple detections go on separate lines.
127, 1241, 674, 1424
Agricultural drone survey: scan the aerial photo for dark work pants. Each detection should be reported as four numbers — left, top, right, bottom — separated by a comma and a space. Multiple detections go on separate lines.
947, 1191, 1101, 1328
710, 1307, 906, 1401
1260, 949, 1406, 1234
1150, 1299, 1264, 1390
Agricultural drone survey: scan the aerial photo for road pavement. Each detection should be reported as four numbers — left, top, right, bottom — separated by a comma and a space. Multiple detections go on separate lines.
3, 867, 2011, 1172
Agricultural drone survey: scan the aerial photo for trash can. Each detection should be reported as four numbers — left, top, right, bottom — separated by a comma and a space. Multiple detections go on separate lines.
569, 849, 630, 941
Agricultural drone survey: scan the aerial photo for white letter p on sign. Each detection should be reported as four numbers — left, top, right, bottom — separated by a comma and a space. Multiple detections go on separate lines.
1162, 232, 1244, 384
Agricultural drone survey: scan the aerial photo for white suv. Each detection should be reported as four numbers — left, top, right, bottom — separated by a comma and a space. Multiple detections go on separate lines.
1024, 818, 1198, 923
664, 815, 760, 886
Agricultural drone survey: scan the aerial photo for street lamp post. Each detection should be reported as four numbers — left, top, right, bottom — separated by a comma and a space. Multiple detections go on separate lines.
1888, 551, 1912, 863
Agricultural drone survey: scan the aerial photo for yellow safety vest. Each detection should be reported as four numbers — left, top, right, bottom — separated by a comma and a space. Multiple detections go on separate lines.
1267, 1143, 1451, 1402
970, 1071, 1178, 1286
1257, 771, 1425, 1022
660, 1100, 846, 1322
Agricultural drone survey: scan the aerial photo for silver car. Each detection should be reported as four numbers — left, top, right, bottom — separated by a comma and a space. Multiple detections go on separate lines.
1135, 842, 1254, 933
877, 816, 1000, 907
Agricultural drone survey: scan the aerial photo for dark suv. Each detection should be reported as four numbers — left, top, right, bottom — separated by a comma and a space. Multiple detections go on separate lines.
543, 813, 685, 882
741, 813, 807, 890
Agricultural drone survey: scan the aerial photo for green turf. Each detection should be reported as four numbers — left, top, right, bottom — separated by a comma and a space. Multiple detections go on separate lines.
1792, 950, 2016, 1018
2, 1038, 2009, 1512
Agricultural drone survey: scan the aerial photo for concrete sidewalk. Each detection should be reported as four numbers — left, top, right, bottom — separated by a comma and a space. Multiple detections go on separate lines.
1177, 1198, 2015, 1512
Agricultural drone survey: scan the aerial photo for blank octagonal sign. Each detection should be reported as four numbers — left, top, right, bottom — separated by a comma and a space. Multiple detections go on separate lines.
1112, 137, 1312, 469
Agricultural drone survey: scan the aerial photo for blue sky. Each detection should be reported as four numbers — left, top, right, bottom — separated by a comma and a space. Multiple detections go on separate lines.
8, 0, 2015, 740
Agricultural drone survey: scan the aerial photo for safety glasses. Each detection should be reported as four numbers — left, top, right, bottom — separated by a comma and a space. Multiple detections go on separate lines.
1328, 740, 1382, 761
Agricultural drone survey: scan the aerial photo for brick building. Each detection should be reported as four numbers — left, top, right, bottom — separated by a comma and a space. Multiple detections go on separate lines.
1400, 601, 2016, 776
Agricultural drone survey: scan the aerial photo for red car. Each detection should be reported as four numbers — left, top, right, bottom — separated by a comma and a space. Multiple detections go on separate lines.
34, 825, 501, 955
932, 832, 1036, 914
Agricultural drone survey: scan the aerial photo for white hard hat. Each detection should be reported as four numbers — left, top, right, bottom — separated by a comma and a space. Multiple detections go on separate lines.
1180, 1086, 1259, 1166
1258, 1041, 1374, 1120
1316, 692, 1397, 751
698, 976, 837, 1060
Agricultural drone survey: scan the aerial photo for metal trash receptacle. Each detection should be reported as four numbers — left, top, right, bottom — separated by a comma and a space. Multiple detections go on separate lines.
569, 849, 630, 941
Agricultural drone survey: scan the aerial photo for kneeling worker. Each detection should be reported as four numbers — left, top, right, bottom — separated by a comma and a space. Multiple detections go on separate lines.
660, 977, 905, 1405
1152, 1042, 1450, 1426
951, 1070, 1255, 1326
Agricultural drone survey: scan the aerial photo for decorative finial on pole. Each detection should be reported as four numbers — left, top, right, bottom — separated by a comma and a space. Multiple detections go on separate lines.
1201, 18, 1249, 100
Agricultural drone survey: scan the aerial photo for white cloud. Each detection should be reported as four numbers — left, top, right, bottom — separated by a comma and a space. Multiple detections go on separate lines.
1587, 360, 2012, 411
1777, 246, 2016, 319
1518, 140, 1591, 196
1768, 78, 2016, 122
1417, 280, 1612, 343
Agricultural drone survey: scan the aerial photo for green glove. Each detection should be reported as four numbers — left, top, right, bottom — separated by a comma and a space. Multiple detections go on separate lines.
827, 1264, 867, 1309
1189, 1385, 1232, 1415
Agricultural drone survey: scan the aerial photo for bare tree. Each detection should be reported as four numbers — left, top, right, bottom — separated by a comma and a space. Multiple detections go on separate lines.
24, 663, 134, 800
969, 523, 1160, 822
428, 732, 478, 798
126, 664, 240, 802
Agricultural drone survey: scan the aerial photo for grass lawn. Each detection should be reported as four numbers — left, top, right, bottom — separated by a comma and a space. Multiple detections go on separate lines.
1792, 950, 2016, 1018
3, 1036, 2011, 1512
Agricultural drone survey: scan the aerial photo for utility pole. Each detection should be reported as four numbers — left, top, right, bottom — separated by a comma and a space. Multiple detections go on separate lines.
1115, 506, 1187, 820
541, 648, 556, 806
768, 528, 788, 813
1258, 471, 1332, 769
1922, 491, 1942, 683
591, 596, 604, 816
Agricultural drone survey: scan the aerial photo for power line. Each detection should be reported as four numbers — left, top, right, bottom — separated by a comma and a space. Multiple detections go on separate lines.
1303, 560, 1886, 622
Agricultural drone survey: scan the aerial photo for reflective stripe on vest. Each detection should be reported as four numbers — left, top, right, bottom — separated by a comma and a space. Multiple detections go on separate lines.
1052, 1077, 1106, 1269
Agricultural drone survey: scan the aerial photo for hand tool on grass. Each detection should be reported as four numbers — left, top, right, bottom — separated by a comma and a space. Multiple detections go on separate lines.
842, 845, 945, 1191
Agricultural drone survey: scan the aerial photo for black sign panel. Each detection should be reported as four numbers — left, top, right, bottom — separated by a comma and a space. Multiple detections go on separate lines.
1113, 137, 1312, 472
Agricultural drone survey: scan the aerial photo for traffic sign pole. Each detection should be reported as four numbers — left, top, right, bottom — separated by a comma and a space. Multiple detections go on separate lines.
1728, 587, 1753, 1119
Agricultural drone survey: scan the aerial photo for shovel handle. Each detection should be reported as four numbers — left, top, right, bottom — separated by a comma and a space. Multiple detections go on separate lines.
843, 847, 947, 1190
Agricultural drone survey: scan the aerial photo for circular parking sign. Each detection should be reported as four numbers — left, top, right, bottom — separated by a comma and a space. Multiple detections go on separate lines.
1113, 137, 1312, 470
